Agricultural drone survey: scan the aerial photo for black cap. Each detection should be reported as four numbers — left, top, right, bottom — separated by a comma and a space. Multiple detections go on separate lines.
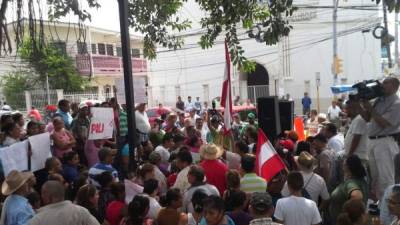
250, 192, 273, 212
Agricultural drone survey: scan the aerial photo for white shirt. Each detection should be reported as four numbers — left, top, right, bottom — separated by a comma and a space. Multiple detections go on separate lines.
172, 166, 191, 193
281, 171, 330, 204
328, 134, 344, 154
154, 166, 168, 195
143, 194, 161, 220
274, 196, 322, 225
183, 184, 220, 213
185, 101, 196, 111
344, 115, 369, 160
135, 111, 151, 133
155, 145, 170, 164
327, 106, 341, 120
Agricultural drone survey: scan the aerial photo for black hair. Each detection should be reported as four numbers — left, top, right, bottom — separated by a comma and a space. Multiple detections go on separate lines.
143, 179, 159, 195
27, 121, 39, 130
95, 171, 113, 188
235, 141, 249, 154
62, 151, 78, 164
162, 133, 173, 144
26, 191, 41, 208
110, 182, 125, 201
241, 154, 256, 173
12, 113, 23, 123
325, 123, 338, 135
2, 122, 17, 135
173, 133, 185, 143
313, 134, 327, 143
98, 147, 112, 162
176, 149, 193, 164
165, 188, 181, 206
345, 155, 366, 179
187, 135, 199, 147
296, 141, 311, 156
126, 195, 150, 225
287, 171, 304, 192
58, 99, 69, 108
225, 190, 246, 211
192, 190, 208, 213
188, 165, 205, 183
203, 195, 225, 212
0, 114, 12, 127
45, 157, 59, 170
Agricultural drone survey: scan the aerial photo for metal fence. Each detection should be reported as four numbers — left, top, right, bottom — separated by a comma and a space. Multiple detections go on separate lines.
63, 91, 115, 104
247, 85, 269, 103
29, 90, 59, 109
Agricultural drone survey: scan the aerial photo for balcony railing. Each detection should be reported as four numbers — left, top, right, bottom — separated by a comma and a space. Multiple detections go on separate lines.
76, 54, 147, 76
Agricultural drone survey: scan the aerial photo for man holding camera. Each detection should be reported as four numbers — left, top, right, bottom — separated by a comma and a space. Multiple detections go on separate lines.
360, 77, 400, 200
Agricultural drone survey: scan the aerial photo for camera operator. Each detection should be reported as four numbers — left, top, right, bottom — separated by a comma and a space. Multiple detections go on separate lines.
359, 77, 400, 200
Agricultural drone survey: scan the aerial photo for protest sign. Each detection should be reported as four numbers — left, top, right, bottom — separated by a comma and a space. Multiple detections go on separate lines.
29, 133, 52, 172
115, 77, 148, 104
0, 141, 29, 176
88, 107, 114, 140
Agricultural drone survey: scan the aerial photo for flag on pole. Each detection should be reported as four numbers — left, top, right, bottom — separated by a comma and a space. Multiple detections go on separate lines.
221, 41, 233, 133
255, 128, 286, 182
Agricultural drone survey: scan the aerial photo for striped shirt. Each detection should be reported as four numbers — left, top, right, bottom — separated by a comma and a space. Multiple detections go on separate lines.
88, 163, 119, 188
119, 110, 128, 137
240, 173, 267, 194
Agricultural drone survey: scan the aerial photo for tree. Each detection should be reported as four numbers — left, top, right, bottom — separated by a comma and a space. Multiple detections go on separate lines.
18, 39, 87, 91
0, 0, 295, 72
1, 71, 34, 109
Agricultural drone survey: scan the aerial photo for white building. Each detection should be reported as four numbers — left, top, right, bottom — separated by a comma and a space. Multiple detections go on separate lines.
148, 0, 382, 114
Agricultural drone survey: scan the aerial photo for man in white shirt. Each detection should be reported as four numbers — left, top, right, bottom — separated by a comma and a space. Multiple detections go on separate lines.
327, 100, 342, 128
343, 99, 369, 165
323, 123, 344, 154
154, 133, 174, 166
142, 179, 162, 220
274, 171, 322, 225
281, 152, 330, 206
185, 96, 196, 112
173, 149, 193, 193
135, 103, 151, 143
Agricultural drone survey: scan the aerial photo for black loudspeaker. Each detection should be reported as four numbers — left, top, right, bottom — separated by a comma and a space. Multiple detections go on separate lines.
257, 97, 281, 142
279, 100, 294, 132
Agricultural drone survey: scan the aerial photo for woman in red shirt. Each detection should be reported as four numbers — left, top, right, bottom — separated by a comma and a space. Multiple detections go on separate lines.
199, 144, 228, 195
106, 183, 126, 225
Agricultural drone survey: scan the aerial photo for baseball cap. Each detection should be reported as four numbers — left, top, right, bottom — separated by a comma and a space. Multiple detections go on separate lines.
247, 112, 256, 119
250, 192, 273, 212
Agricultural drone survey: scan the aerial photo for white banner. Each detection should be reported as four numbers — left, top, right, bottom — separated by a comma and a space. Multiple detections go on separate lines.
115, 77, 148, 104
0, 141, 29, 176
88, 107, 114, 140
29, 133, 52, 172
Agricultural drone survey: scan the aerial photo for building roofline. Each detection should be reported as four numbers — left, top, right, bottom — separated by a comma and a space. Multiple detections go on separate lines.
7, 18, 143, 40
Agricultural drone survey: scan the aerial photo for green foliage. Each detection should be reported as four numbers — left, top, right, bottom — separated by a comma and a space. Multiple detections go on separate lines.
1, 71, 34, 109
373, 0, 400, 12
19, 39, 87, 91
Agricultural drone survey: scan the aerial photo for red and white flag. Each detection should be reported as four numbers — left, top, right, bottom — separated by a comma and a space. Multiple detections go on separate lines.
221, 41, 233, 133
255, 128, 286, 182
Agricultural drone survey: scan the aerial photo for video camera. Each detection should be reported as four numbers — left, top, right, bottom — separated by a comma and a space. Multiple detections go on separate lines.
351, 80, 384, 100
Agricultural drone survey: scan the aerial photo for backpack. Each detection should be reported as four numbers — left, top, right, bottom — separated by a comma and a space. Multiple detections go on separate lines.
302, 173, 314, 200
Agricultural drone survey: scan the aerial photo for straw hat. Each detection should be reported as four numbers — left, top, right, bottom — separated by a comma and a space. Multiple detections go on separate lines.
296, 152, 316, 170
2, 170, 33, 196
200, 144, 223, 160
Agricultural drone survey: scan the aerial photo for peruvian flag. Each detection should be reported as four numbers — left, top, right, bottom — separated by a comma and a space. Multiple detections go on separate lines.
221, 41, 233, 132
255, 128, 286, 182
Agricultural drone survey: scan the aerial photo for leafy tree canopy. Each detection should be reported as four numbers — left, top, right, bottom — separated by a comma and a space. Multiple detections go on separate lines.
0, 0, 393, 71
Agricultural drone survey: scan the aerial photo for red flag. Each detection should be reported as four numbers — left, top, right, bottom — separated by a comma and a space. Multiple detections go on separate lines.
221, 41, 233, 133
255, 128, 286, 182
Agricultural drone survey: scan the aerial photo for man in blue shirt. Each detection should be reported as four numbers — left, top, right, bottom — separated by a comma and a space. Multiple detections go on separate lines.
0, 170, 35, 225
88, 147, 119, 188
55, 99, 73, 130
301, 92, 312, 117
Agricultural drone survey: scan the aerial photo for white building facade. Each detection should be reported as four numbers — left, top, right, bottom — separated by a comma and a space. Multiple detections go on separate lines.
148, 0, 382, 114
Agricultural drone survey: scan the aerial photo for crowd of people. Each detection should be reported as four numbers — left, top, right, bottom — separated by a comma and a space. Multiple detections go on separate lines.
0, 77, 398, 225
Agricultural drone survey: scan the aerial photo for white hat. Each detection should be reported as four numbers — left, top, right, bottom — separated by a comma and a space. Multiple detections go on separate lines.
2, 105, 11, 111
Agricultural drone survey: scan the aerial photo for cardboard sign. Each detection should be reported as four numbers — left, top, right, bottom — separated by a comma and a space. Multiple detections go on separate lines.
88, 107, 114, 140
29, 133, 52, 172
0, 141, 29, 176
115, 77, 148, 104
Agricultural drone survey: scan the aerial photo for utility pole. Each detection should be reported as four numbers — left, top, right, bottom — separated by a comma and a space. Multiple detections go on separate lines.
395, 12, 399, 68
118, 0, 138, 170
383, 1, 393, 68
332, 0, 339, 86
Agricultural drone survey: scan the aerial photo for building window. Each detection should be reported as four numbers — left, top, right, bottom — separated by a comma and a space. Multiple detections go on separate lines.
106, 44, 114, 56
116, 47, 122, 57
77, 41, 88, 54
51, 41, 67, 55
98, 43, 106, 55
131, 49, 140, 58
91, 44, 97, 54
